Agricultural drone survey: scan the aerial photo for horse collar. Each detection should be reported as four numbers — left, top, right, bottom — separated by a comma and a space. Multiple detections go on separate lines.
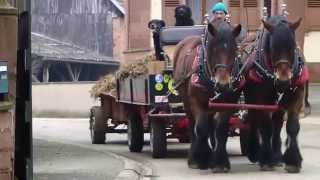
190, 46, 216, 91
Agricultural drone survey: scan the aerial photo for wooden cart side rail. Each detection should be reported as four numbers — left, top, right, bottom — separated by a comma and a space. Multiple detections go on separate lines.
100, 91, 117, 99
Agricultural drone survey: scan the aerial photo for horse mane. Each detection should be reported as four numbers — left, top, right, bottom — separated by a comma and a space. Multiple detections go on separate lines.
208, 20, 237, 48
206, 20, 237, 66
263, 16, 296, 55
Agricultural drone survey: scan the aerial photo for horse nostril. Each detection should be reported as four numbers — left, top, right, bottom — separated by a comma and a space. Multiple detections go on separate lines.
216, 67, 226, 75
214, 68, 231, 86
275, 63, 292, 80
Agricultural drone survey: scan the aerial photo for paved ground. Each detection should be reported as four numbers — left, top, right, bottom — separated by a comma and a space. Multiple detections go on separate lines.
33, 85, 320, 180
33, 139, 123, 180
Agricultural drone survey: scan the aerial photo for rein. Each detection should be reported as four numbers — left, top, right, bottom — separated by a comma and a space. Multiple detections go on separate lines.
196, 25, 245, 92
196, 27, 216, 90
174, 24, 246, 93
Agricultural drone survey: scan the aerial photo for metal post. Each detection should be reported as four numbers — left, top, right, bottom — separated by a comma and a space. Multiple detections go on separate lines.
15, 0, 32, 180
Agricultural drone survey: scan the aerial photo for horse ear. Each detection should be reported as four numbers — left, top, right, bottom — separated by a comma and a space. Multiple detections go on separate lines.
262, 20, 274, 33
233, 24, 242, 37
208, 23, 217, 37
289, 17, 302, 31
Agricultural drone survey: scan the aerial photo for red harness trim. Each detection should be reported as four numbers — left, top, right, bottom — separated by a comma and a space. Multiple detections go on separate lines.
237, 75, 247, 89
293, 66, 309, 86
248, 69, 263, 83
248, 65, 309, 87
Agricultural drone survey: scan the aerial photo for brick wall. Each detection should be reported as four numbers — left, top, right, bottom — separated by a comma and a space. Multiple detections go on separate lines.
0, 8, 17, 180
0, 111, 14, 180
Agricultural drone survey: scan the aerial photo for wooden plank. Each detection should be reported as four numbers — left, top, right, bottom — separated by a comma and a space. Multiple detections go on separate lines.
132, 76, 148, 104
229, 0, 240, 7
244, 0, 257, 7
308, 0, 320, 7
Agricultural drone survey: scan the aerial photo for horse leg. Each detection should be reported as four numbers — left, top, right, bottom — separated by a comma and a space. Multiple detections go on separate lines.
304, 80, 311, 115
244, 86, 260, 163
257, 111, 275, 171
246, 110, 260, 163
187, 119, 198, 168
272, 110, 285, 166
183, 99, 199, 169
210, 111, 231, 173
283, 89, 304, 173
208, 114, 216, 155
283, 112, 303, 173
188, 110, 211, 170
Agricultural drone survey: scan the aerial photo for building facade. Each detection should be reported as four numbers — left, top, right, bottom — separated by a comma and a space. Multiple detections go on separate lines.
31, 0, 122, 82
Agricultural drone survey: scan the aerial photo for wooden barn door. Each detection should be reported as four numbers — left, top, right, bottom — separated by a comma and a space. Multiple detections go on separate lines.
306, 0, 320, 30
227, 0, 261, 30
229, 0, 241, 25
242, 0, 260, 30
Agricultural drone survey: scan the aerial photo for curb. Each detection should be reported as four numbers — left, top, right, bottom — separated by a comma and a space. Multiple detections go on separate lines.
34, 138, 153, 180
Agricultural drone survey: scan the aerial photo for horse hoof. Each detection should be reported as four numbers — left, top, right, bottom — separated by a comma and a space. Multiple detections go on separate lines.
285, 165, 301, 173
247, 153, 259, 163
188, 163, 199, 169
260, 165, 275, 171
211, 167, 230, 173
274, 162, 283, 167
188, 163, 208, 170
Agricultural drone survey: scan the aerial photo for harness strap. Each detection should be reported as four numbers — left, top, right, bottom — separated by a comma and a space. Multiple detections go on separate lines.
196, 46, 216, 90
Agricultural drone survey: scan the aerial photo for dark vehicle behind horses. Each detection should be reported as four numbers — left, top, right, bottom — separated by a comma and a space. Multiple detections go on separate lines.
173, 20, 242, 172
242, 16, 308, 173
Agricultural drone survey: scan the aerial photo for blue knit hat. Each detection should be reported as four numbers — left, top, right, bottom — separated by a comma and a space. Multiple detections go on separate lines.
211, 2, 227, 14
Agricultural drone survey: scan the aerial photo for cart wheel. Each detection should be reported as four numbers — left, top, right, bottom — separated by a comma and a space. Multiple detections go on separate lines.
127, 110, 144, 152
240, 128, 249, 155
90, 106, 106, 144
150, 119, 167, 158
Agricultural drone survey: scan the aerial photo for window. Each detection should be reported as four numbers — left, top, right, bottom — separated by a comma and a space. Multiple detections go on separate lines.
244, 0, 257, 8
229, 0, 240, 7
308, 0, 320, 7
164, 0, 180, 7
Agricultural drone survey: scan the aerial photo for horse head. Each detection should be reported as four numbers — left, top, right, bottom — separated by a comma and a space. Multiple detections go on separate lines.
206, 21, 242, 91
262, 16, 302, 88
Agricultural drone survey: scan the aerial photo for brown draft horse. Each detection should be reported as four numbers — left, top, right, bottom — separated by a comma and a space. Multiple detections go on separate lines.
242, 16, 306, 173
173, 20, 241, 172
